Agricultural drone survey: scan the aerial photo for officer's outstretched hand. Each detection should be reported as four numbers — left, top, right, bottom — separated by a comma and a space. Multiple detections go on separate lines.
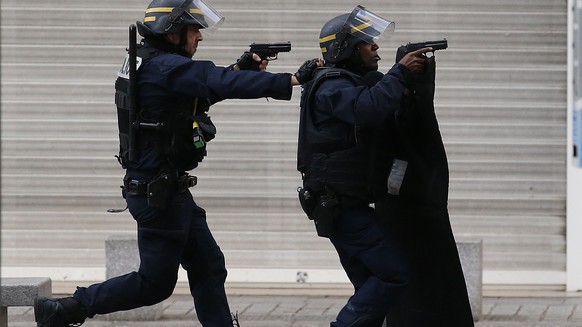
397, 47, 433, 90
292, 58, 324, 86
234, 52, 268, 71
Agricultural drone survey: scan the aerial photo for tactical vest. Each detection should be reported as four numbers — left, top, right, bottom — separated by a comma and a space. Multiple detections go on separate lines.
297, 68, 394, 204
114, 43, 216, 171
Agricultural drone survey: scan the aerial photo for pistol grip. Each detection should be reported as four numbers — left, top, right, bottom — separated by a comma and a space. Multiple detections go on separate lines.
250, 60, 261, 71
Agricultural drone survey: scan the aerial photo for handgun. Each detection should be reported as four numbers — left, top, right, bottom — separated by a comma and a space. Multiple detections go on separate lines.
403, 39, 448, 53
249, 41, 292, 61
396, 38, 448, 62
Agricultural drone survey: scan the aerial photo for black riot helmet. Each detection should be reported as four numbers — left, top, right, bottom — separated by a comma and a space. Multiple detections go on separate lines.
319, 5, 394, 65
137, 0, 224, 37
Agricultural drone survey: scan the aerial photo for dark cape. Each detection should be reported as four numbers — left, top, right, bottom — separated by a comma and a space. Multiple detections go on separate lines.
377, 57, 475, 327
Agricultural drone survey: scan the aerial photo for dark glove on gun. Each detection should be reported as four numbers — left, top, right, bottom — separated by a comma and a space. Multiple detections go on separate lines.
294, 58, 320, 85
235, 51, 262, 71
396, 39, 446, 88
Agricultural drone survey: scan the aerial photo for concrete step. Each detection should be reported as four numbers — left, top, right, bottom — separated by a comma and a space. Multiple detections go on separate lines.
0, 100, 300, 122
0, 25, 566, 50
0, 211, 311, 232
1, 230, 332, 252
0, 173, 565, 198
0, 233, 565, 270
436, 103, 566, 124
0, 80, 566, 105
0, 194, 566, 216
0, 137, 565, 161
0, 247, 565, 271
0, 175, 302, 197
451, 215, 565, 235
448, 160, 565, 179
439, 122, 566, 142
0, 119, 566, 143
0, 101, 566, 126
0, 0, 566, 12
0, 0, 568, 283
0, 8, 566, 32
1, 44, 566, 68
0, 156, 565, 179
1, 210, 564, 236
0, 63, 566, 87
483, 251, 565, 270
1, 248, 103, 267
0, 248, 341, 269
0, 231, 564, 268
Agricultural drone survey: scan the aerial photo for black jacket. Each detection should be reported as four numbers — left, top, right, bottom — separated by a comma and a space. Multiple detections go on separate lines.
378, 57, 475, 326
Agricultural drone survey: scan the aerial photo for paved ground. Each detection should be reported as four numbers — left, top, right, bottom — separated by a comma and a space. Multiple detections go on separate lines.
7, 292, 582, 327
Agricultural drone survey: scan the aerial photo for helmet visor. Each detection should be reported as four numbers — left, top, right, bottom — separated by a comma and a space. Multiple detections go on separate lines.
344, 5, 394, 44
189, 0, 224, 34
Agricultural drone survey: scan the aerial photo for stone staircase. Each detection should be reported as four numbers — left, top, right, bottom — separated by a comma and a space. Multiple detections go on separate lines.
0, 0, 568, 286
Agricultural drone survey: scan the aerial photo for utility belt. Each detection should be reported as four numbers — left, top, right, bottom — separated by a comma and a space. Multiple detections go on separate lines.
297, 184, 371, 239
123, 171, 197, 209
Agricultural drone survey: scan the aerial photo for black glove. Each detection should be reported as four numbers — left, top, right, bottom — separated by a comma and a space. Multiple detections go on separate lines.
236, 51, 260, 71
294, 58, 319, 85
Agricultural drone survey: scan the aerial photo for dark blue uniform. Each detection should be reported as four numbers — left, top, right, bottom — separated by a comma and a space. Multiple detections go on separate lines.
300, 63, 412, 327
73, 50, 293, 326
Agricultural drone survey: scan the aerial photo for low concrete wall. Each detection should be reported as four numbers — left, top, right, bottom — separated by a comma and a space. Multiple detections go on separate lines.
105, 236, 483, 321
457, 239, 483, 321
0, 277, 52, 327
103, 235, 164, 321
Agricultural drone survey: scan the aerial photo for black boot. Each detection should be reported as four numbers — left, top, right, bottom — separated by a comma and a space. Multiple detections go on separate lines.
34, 297, 87, 327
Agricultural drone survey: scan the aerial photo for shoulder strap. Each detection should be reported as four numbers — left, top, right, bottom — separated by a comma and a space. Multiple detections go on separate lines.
304, 68, 362, 105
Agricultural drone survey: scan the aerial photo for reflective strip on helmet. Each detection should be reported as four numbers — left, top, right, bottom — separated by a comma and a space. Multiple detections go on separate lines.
146, 7, 173, 13
144, 7, 204, 23
145, 7, 204, 14
319, 34, 336, 43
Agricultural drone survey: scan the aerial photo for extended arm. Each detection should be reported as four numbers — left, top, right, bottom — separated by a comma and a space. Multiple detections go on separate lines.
314, 64, 410, 126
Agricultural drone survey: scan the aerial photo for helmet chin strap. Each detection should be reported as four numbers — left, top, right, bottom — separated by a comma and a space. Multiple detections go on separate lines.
164, 0, 194, 32
177, 27, 189, 54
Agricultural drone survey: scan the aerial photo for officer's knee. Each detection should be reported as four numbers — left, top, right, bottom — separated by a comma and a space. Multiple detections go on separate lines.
139, 274, 177, 304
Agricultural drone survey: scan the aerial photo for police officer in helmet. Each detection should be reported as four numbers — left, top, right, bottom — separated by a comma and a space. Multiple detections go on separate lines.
34, 0, 319, 326
297, 5, 433, 327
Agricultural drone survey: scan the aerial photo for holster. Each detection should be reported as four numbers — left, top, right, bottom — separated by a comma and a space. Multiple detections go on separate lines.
298, 187, 338, 238
146, 172, 177, 209
298, 187, 317, 218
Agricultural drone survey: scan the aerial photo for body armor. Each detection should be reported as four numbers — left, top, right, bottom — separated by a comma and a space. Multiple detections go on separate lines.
297, 68, 393, 205
115, 42, 216, 171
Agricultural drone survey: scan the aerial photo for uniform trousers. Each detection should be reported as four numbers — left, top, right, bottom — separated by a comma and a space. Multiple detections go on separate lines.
73, 190, 233, 327
330, 205, 409, 327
